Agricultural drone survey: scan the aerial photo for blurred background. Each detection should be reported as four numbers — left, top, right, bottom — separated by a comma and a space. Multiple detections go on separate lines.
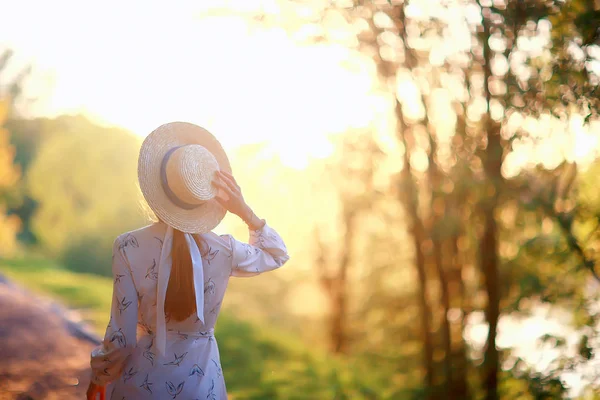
1, 0, 600, 398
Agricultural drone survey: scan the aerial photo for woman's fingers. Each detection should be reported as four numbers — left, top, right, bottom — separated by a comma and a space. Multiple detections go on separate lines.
213, 178, 232, 193
217, 171, 239, 193
221, 170, 238, 185
214, 194, 225, 205
218, 170, 240, 190
212, 179, 234, 201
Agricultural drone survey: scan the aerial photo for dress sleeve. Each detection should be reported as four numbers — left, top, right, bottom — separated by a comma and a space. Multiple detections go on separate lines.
90, 236, 138, 385
227, 223, 290, 277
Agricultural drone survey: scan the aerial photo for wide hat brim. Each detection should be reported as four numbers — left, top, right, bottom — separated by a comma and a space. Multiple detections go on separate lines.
138, 122, 232, 234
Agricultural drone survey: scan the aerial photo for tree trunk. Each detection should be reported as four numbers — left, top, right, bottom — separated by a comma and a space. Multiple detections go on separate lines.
395, 101, 435, 392
329, 283, 348, 353
427, 131, 453, 393
480, 198, 500, 400
329, 210, 355, 354
480, 10, 502, 400
449, 232, 471, 399
316, 209, 355, 355
433, 235, 452, 390
448, 108, 471, 400
391, 4, 436, 392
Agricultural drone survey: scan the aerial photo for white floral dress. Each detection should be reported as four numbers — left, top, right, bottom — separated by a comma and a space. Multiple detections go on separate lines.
90, 221, 289, 400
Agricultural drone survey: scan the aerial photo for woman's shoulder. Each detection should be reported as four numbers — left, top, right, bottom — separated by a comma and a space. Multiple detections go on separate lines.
114, 223, 166, 247
202, 231, 233, 249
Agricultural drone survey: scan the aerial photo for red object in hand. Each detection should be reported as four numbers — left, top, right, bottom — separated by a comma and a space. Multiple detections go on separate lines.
86, 382, 105, 400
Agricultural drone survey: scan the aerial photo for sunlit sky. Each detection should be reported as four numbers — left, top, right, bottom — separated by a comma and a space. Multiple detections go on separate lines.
0, 0, 381, 169
2, 0, 599, 172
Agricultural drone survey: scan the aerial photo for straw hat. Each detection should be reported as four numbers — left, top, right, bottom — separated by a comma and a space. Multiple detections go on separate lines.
138, 121, 232, 234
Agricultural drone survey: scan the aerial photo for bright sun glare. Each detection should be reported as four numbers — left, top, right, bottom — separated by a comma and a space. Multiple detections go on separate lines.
1, 0, 380, 170
3, 0, 597, 172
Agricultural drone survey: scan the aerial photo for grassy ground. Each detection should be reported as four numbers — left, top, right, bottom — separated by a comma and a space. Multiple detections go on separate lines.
0, 257, 389, 400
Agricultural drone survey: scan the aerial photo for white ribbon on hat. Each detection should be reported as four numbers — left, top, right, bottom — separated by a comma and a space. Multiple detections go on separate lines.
155, 225, 205, 356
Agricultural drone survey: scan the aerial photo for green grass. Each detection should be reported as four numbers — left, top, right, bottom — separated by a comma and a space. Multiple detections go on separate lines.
0, 257, 391, 399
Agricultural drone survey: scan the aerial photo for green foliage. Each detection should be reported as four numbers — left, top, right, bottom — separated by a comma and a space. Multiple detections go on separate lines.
23, 115, 147, 274
543, 0, 600, 116
61, 235, 113, 276
5, 117, 45, 243
0, 49, 28, 256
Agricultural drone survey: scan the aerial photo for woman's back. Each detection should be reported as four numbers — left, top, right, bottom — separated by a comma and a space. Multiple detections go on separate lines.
124, 222, 231, 335
91, 221, 289, 399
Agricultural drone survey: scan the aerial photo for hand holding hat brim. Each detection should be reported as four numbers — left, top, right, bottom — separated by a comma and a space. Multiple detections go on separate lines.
212, 171, 248, 218
212, 171, 265, 231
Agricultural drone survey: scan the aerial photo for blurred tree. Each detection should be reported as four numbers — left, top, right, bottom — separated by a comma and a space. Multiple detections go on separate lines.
314, 131, 383, 354
6, 117, 48, 244
0, 48, 30, 256
250, 0, 599, 396
476, 4, 503, 399
351, 2, 472, 396
472, 0, 599, 397
0, 98, 21, 256
26, 115, 145, 274
327, 0, 599, 398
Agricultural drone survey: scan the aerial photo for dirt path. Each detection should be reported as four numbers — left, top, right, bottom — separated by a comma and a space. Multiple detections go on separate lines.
0, 276, 100, 400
